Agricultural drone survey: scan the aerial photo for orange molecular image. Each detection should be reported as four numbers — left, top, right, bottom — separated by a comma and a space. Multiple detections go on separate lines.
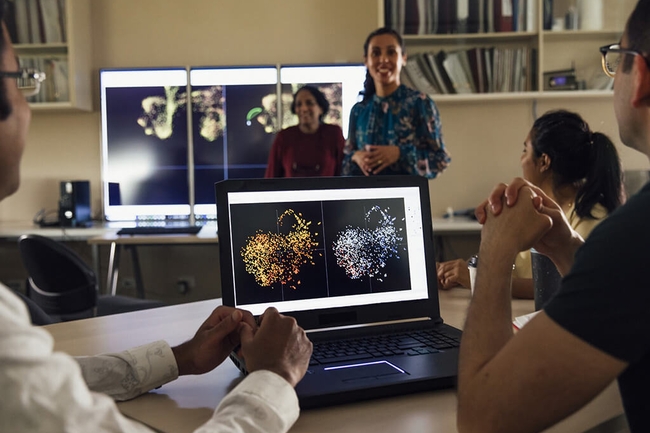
241, 209, 319, 289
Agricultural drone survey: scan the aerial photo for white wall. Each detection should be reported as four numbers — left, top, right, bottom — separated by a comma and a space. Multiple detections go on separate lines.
1, 0, 647, 221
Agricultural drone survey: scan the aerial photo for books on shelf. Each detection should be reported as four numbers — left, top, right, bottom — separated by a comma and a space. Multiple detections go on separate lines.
385, 0, 536, 34
6, 0, 67, 44
403, 46, 536, 95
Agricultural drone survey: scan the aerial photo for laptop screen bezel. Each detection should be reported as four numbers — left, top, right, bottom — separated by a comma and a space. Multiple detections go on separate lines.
215, 176, 443, 330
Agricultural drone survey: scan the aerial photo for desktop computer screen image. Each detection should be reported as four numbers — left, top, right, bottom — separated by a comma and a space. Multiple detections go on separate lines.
279, 64, 367, 138
100, 68, 191, 222
190, 66, 278, 218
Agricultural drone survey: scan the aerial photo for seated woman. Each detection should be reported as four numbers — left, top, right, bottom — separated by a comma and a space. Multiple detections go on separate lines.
436, 109, 625, 298
265, 85, 345, 177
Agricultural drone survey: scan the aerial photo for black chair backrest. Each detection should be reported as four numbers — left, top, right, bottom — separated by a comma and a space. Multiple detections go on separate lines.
18, 234, 98, 315
11, 289, 55, 325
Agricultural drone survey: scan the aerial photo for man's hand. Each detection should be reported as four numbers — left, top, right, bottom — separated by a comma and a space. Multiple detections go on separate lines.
239, 307, 313, 387
436, 259, 470, 289
172, 306, 257, 376
475, 178, 583, 273
480, 186, 553, 258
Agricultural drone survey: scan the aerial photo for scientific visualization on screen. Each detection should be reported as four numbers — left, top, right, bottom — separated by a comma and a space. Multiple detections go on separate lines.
190, 67, 278, 217
100, 68, 190, 221
100, 64, 369, 222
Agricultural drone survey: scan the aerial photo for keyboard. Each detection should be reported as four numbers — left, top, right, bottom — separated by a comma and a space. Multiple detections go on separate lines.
310, 328, 460, 366
117, 226, 202, 235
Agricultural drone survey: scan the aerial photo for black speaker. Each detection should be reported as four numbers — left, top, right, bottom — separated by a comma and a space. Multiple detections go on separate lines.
58, 180, 91, 227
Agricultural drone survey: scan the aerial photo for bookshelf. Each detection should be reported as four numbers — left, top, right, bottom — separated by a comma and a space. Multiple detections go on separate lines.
379, 0, 636, 102
7, 0, 92, 111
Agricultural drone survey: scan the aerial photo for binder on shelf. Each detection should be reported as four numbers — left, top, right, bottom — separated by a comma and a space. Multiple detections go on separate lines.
414, 52, 443, 94
427, 0, 439, 34
543, 0, 553, 30
416, 0, 427, 34
494, 0, 513, 32
58, 0, 67, 41
435, 51, 457, 94
425, 52, 451, 94
442, 51, 473, 94
39, 0, 63, 43
467, 0, 484, 33
525, 0, 536, 32
467, 48, 485, 93
484, 0, 495, 33
456, 0, 470, 34
26, 0, 43, 43
14, 0, 31, 44
404, 0, 419, 35
437, 0, 457, 34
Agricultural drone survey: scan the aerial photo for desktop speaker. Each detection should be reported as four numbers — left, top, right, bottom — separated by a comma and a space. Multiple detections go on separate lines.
58, 180, 91, 227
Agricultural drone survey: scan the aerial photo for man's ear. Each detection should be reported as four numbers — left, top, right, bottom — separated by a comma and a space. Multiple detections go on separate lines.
631, 55, 650, 108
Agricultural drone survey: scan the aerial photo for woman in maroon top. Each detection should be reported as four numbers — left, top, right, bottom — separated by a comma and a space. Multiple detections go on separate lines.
264, 86, 345, 178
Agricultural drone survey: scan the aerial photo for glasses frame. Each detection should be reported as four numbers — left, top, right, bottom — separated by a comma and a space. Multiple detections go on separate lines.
0, 68, 47, 97
599, 43, 650, 78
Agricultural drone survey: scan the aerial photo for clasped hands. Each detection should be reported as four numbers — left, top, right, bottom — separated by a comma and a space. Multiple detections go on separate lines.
172, 305, 312, 387
353, 144, 400, 176
474, 178, 581, 270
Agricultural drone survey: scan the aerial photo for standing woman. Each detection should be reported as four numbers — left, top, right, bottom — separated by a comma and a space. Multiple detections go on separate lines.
265, 85, 345, 178
342, 27, 450, 177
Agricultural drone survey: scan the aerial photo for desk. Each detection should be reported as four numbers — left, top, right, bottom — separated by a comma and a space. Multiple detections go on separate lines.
45, 289, 624, 433
0, 220, 114, 285
87, 222, 218, 298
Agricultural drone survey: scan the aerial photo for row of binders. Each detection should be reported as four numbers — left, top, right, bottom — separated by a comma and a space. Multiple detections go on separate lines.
6, 0, 67, 44
402, 48, 537, 94
385, 0, 537, 35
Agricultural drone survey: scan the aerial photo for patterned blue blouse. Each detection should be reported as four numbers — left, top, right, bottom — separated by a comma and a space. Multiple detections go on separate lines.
342, 84, 450, 178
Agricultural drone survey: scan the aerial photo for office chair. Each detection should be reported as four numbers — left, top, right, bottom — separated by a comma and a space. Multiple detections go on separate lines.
18, 234, 165, 322
11, 288, 55, 325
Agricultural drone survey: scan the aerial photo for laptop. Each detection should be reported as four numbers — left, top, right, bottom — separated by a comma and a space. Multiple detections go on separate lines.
215, 175, 461, 409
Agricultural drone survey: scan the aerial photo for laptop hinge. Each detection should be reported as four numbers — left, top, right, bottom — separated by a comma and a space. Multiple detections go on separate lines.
306, 316, 434, 335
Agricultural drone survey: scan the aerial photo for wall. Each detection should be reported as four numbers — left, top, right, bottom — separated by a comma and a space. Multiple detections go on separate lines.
1, 0, 648, 301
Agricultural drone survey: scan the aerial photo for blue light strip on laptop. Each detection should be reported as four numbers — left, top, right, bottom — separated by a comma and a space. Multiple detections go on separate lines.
323, 360, 406, 374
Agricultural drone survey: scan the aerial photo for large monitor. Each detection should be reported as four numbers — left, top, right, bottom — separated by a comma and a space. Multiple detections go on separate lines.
100, 68, 190, 222
279, 63, 367, 139
100, 64, 368, 223
190, 66, 278, 219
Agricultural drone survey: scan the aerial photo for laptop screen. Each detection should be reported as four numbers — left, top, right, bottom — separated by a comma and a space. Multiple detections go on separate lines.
216, 176, 441, 328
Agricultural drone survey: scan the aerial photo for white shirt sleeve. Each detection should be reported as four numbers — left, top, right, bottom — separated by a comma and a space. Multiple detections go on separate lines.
76, 340, 179, 401
0, 284, 299, 433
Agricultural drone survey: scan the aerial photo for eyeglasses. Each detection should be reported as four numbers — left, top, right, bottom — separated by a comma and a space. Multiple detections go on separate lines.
0, 68, 47, 97
599, 43, 650, 78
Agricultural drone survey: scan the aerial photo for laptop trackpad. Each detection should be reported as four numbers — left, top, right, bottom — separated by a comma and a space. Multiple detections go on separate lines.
324, 360, 407, 382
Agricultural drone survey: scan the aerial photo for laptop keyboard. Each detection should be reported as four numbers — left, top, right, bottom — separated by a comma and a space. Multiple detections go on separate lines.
310, 328, 460, 366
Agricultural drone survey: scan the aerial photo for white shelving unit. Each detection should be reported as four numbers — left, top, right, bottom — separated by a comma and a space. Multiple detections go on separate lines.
12, 0, 92, 111
379, 0, 635, 102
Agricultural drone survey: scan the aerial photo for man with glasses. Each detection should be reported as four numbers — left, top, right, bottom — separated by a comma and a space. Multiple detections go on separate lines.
0, 4, 312, 432
457, 1, 650, 432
